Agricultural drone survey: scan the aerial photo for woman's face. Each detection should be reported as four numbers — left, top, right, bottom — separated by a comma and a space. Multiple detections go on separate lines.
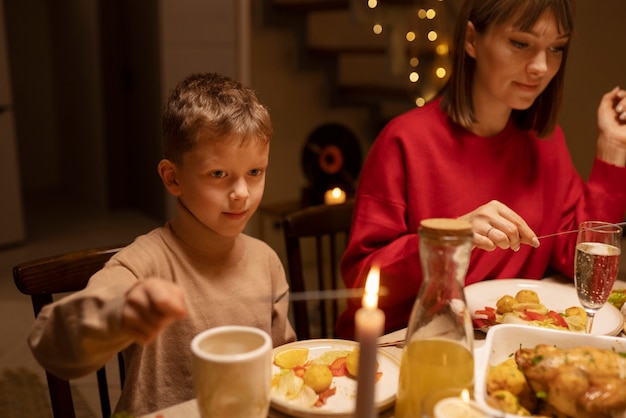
465, 11, 570, 115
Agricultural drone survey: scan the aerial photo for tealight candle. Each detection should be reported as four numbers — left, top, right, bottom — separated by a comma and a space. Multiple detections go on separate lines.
324, 187, 346, 205
354, 266, 385, 418
434, 390, 489, 418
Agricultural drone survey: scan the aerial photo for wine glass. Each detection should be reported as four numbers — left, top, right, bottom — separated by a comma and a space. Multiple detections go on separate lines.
574, 221, 622, 334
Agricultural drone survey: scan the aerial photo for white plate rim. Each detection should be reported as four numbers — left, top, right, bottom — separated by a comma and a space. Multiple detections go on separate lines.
269, 339, 399, 418
464, 278, 624, 336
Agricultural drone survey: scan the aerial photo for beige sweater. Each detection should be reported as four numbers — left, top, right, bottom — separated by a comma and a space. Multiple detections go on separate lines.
28, 201, 296, 416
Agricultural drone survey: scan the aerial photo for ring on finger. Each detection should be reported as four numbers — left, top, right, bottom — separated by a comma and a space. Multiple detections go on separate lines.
486, 226, 495, 239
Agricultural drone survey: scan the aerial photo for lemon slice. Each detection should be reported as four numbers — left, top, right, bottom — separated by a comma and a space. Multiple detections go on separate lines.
274, 348, 309, 369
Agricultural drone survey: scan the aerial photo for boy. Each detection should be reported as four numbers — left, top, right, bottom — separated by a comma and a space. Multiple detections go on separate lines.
28, 73, 296, 415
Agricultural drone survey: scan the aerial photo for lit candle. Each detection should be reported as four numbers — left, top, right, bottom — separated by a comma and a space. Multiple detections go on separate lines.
434, 390, 489, 418
354, 266, 385, 418
324, 187, 346, 205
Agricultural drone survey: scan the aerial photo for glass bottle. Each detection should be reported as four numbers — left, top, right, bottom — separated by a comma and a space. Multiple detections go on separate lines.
395, 218, 474, 418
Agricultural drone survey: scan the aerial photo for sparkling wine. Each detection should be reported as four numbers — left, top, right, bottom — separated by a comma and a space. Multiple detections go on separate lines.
574, 242, 621, 310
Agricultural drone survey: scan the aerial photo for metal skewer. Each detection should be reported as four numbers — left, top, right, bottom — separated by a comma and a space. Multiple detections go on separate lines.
536, 221, 626, 240
289, 287, 389, 302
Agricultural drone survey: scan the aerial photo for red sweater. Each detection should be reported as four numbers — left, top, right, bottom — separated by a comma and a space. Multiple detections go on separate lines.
337, 99, 626, 339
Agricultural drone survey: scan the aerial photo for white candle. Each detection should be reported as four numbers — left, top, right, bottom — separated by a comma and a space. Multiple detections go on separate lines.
324, 187, 346, 205
354, 266, 385, 418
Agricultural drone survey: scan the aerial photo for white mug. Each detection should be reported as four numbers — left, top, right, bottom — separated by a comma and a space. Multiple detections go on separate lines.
191, 325, 272, 418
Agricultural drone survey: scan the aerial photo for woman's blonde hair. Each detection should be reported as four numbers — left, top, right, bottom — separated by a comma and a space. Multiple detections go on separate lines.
440, 0, 575, 138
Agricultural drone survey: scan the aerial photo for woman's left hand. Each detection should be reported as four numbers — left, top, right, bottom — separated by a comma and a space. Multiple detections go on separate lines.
596, 86, 626, 167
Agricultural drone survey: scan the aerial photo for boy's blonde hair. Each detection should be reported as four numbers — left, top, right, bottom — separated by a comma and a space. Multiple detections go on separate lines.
162, 73, 272, 163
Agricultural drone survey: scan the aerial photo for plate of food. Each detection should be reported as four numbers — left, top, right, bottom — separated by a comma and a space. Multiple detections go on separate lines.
465, 279, 624, 336
269, 339, 400, 418
474, 324, 626, 417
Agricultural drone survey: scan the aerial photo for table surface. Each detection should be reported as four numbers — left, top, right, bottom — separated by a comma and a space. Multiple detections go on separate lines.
138, 329, 406, 418
140, 277, 626, 418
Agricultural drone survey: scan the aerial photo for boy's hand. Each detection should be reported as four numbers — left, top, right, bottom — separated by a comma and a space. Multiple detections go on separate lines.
121, 278, 188, 344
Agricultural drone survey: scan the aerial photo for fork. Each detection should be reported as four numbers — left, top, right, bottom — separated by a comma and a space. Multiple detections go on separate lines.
377, 339, 405, 348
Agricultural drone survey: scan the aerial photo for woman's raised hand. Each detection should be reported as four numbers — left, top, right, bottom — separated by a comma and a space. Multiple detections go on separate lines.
596, 86, 626, 167
458, 200, 540, 252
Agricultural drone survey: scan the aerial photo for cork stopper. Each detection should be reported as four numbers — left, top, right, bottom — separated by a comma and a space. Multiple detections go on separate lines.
419, 218, 473, 237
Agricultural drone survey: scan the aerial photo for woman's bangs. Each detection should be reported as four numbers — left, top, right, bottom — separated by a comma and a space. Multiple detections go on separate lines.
511, 0, 574, 35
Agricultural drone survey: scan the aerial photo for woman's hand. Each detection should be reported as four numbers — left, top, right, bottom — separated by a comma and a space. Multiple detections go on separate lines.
121, 278, 189, 344
596, 86, 626, 167
457, 200, 540, 252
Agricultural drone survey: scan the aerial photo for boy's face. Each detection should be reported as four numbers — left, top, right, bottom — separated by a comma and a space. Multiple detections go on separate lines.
162, 136, 269, 238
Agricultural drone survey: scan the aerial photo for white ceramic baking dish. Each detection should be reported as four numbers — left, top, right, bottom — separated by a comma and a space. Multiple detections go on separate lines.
473, 324, 626, 417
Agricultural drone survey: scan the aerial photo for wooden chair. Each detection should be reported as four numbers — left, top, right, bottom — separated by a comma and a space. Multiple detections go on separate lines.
282, 199, 354, 340
12, 244, 127, 418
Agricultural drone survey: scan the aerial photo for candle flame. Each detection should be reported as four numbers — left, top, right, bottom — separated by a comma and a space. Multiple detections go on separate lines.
324, 187, 346, 205
461, 388, 470, 402
363, 266, 380, 309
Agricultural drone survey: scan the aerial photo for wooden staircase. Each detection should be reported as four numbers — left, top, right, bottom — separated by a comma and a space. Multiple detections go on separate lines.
259, 0, 460, 129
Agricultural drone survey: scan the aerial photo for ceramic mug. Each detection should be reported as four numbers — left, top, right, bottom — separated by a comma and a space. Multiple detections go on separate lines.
191, 325, 272, 418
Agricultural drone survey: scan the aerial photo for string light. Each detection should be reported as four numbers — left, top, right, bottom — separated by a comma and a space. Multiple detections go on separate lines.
358, 0, 452, 108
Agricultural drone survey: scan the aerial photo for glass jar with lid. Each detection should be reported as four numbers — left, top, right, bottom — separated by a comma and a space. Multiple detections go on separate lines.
395, 218, 474, 418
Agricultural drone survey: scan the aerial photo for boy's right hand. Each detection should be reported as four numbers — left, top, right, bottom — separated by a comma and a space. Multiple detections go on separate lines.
121, 278, 188, 345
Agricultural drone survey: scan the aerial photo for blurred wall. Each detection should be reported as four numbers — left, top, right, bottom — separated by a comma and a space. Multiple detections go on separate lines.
2, 0, 625, 250
560, 2, 626, 180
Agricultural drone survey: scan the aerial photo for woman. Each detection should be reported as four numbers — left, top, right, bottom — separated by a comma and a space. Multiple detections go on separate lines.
336, 0, 626, 339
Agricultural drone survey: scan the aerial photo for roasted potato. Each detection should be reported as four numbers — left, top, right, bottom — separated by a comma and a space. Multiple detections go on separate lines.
496, 294, 517, 314
515, 289, 540, 304
345, 348, 359, 377
303, 365, 332, 393
564, 306, 586, 319
487, 390, 532, 416
487, 357, 538, 413
486, 358, 527, 396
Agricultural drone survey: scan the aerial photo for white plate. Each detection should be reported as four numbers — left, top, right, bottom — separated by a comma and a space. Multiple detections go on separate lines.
269, 339, 399, 418
465, 279, 624, 336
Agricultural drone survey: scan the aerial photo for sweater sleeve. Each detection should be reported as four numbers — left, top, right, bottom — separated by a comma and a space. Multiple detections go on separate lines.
338, 125, 423, 338
548, 155, 626, 277
269, 250, 297, 345
27, 262, 137, 380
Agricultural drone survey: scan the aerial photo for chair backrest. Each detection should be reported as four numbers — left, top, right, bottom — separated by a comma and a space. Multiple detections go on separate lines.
282, 200, 354, 340
13, 244, 126, 418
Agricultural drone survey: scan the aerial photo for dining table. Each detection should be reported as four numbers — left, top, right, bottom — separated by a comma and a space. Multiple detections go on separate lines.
139, 276, 626, 418
138, 326, 407, 418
